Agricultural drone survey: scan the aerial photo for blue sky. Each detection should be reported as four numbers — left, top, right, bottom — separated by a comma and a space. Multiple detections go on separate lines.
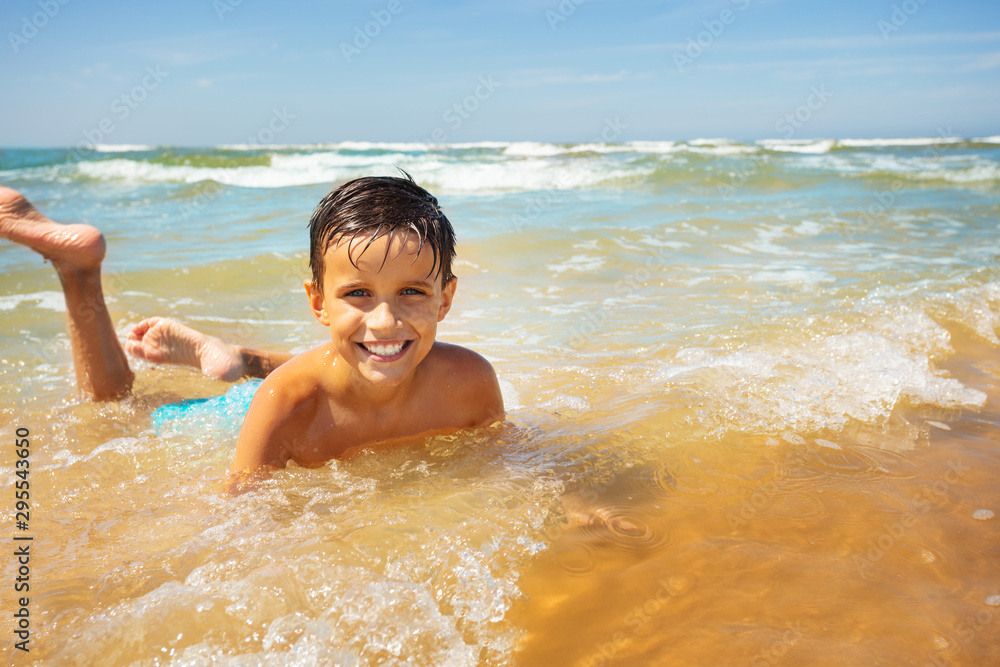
2, 0, 998, 146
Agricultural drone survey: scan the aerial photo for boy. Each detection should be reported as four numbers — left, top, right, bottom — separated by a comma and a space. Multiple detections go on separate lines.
231, 176, 504, 478
0, 177, 504, 481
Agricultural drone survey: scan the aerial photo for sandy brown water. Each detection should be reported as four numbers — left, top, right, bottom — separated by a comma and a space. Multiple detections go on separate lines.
2, 139, 1000, 664
511, 329, 1000, 667
3, 312, 997, 665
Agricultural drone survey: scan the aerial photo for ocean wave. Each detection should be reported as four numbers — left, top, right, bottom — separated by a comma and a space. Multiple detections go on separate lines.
69, 152, 648, 193
501, 142, 569, 157
758, 139, 837, 154
4, 137, 995, 193
839, 137, 965, 148
0, 291, 66, 312
911, 164, 1000, 183
93, 143, 157, 152
788, 152, 1000, 184
653, 305, 987, 435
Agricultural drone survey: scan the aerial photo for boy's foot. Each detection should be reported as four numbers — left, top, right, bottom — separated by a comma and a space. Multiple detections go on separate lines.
126, 317, 246, 382
560, 492, 647, 535
0, 186, 106, 271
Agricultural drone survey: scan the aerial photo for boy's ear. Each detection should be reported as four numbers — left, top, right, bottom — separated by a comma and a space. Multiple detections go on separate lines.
437, 276, 457, 322
304, 279, 330, 326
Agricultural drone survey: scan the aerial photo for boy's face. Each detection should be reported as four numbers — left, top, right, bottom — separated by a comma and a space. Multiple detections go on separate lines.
305, 231, 456, 390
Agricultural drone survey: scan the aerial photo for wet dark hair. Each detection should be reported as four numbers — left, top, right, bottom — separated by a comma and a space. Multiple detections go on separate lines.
308, 172, 456, 291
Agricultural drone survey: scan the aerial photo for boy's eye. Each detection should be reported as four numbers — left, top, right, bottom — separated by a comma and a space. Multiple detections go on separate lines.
345, 289, 369, 297
402, 287, 426, 296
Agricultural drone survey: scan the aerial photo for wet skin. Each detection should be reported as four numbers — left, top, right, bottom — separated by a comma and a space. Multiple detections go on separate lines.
229, 232, 505, 479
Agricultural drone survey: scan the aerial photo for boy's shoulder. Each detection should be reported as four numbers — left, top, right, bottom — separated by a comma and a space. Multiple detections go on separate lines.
253, 345, 329, 405
424, 341, 494, 383
230, 346, 331, 474
252, 341, 503, 427
422, 342, 504, 425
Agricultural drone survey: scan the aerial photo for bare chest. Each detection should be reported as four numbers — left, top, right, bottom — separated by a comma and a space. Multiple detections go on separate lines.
291, 391, 469, 465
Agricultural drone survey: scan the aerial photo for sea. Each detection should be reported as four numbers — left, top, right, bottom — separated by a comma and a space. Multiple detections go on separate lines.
1, 137, 999, 665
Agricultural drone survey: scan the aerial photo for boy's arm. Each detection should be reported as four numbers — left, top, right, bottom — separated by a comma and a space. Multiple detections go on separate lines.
238, 347, 295, 379
228, 374, 304, 480
477, 365, 505, 426
458, 349, 506, 427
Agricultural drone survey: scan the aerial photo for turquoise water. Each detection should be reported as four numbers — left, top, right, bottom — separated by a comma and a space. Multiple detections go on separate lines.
1, 139, 999, 665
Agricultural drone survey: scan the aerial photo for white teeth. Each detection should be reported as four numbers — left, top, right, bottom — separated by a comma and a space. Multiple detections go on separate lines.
363, 341, 405, 357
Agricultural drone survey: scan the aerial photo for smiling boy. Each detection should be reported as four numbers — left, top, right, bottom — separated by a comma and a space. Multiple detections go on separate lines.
0, 175, 504, 482
230, 175, 504, 478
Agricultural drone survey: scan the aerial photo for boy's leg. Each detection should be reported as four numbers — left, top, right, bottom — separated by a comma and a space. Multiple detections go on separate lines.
0, 186, 133, 400
2, 186, 295, 392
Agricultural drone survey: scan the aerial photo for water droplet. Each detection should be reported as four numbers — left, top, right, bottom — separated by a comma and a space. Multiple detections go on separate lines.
972, 509, 995, 520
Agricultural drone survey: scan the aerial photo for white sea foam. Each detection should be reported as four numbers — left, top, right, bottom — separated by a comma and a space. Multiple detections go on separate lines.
839, 137, 965, 148
686, 143, 759, 156
502, 142, 567, 157
794, 220, 825, 235
912, 165, 1000, 183
653, 307, 986, 434
789, 151, 1000, 184
71, 151, 643, 193
545, 254, 606, 274
928, 280, 1000, 344
501, 142, 635, 156
625, 140, 682, 154
749, 269, 836, 284
94, 144, 156, 152
0, 291, 66, 312
688, 138, 736, 146
758, 139, 837, 154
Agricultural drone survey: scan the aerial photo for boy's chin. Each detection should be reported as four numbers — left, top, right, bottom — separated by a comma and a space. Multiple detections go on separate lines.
357, 367, 411, 387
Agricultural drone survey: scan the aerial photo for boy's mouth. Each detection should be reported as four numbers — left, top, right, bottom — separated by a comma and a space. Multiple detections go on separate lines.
357, 340, 413, 361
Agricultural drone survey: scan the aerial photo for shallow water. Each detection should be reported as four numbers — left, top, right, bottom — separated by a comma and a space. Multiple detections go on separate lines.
1, 139, 999, 665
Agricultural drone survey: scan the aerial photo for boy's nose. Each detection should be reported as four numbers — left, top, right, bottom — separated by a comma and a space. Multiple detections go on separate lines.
368, 300, 400, 331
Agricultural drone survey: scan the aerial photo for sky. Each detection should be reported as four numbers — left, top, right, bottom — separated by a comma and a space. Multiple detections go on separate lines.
1, 0, 999, 146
